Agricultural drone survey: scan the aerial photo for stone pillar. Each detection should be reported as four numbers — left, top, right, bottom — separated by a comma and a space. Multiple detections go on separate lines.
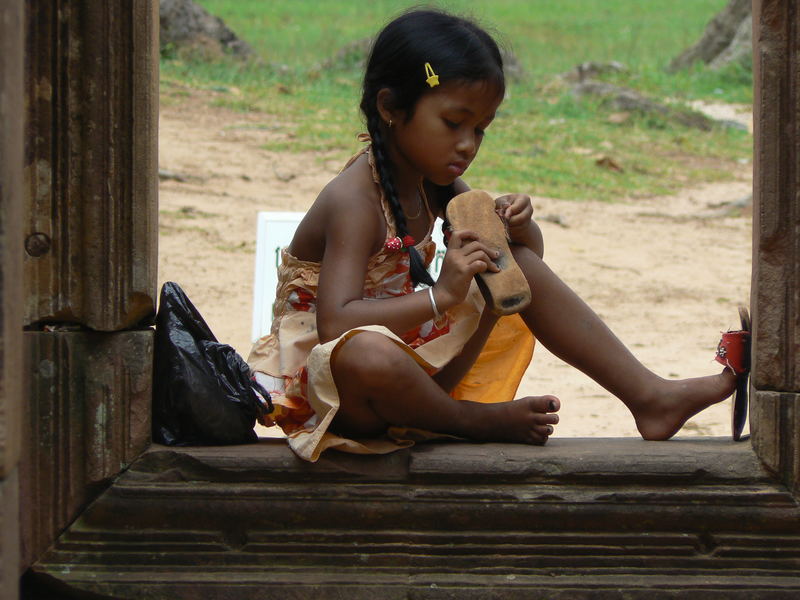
750, 0, 800, 495
20, 0, 159, 569
1, 2, 24, 597
23, 1, 159, 330
21, 331, 153, 568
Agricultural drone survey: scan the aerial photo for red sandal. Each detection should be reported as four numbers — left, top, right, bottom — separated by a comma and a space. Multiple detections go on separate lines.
715, 306, 751, 441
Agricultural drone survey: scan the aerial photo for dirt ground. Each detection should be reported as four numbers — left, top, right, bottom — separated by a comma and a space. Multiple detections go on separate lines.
158, 91, 753, 439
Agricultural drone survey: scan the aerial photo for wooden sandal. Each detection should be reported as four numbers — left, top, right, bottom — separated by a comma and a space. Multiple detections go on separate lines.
446, 190, 531, 316
715, 306, 751, 441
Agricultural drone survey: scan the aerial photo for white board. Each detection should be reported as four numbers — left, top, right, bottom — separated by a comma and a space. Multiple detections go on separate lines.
252, 212, 446, 342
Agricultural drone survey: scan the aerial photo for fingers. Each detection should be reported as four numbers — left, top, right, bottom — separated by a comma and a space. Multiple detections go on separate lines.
507, 203, 533, 227
435, 232, 501, 307
495, 197, 511, 218
447, 229, 480, 249
496, 194, 533, 220
446, 235, 501, 274
458, 239, 495, 257
495, 196, 534, 247
461, 245, 501, 273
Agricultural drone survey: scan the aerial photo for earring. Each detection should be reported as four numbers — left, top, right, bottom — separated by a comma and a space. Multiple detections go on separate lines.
388, 119, 393, 128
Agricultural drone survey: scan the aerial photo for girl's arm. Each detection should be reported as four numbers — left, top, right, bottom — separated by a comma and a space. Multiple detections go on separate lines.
316, 204, 435, 342
315, 189, 422, 343
316, 186, 499, 344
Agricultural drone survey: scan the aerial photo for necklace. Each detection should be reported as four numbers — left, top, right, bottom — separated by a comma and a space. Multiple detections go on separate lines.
405, 190, 426, 220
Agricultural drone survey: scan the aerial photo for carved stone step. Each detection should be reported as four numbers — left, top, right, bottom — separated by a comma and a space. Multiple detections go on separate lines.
27, 439, 800, 598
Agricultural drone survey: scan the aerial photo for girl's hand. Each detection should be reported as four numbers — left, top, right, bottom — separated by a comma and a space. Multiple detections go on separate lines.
495, 194, 535, 246
434, 229, 500, 310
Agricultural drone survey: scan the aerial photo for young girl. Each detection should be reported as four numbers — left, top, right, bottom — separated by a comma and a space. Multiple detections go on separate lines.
248, 9, 739, 462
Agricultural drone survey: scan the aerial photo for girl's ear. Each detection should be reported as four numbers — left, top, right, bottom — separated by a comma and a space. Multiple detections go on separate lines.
376, 88, 400, 127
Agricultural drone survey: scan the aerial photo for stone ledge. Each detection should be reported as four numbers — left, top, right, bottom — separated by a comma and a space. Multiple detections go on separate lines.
27, 437, 800, 599
24, 570, 800, 600
27, 566, 800, 599
136, 437, 774, 485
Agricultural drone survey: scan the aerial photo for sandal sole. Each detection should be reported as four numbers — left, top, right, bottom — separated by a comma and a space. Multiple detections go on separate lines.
732, 306, 751, 442
446, 190, 531, 316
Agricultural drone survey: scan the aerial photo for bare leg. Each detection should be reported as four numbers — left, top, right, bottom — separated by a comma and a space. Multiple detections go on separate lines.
331, 330, 559, 444
510, 245, 736, 440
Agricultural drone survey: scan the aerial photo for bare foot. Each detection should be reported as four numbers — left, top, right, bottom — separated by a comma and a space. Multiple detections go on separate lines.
630, 369, 737, 440
463, 395, 561, 445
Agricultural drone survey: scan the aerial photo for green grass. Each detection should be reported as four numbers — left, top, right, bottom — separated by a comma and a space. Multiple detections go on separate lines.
161, 0, 752, 201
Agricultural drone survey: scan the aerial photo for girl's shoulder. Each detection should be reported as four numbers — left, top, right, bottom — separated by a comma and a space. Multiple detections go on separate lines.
291, 152, 385, 262
304, 155, 384, 244
316, 151, 381, 215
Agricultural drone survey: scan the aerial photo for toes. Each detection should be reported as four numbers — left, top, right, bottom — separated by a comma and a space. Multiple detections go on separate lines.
521, 396, 559, 444
530, 424, 554, 445
526, 395, 561, 413
534, 412, 559, 426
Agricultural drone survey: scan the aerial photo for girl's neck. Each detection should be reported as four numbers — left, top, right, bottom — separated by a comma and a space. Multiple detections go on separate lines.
384, 144, 423, 202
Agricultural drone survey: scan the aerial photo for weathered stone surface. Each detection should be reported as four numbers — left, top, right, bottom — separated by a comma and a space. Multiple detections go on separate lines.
23, 1, 158, 331
1, 2, 24, 597
19, 330, 153, 570
31, 431, 796, 599
27, 440, 800, 598
750, 0, 800, 495
572, 81, 716, 131
0, 471, 20, 599
0, 0, 24, 481
752, 391, 800, 494
159, 0, 253, 58
752, 0, 800, 393
23, 573, 800, 600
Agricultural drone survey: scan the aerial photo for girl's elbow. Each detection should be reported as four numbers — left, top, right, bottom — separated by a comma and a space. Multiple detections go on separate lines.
317, 301, 367, 343
317, 312, 349, 344
317, 321, 339, 344
529, 220, 544, 258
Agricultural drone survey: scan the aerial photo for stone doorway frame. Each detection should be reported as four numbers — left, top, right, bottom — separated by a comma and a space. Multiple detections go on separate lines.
1, 0, 798, 595
748, 0, 799, 495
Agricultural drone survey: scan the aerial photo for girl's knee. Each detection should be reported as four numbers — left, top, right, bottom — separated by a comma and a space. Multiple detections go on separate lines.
332, 331, 404, 387
528, 220, 544, 258
511, 240, 544, 268
510, 239, 550, 291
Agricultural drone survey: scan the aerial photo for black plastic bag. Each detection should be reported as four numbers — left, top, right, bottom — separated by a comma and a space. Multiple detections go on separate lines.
153, 282, 272, 445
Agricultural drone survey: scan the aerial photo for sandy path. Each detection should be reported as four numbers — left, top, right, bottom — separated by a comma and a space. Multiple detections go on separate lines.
158, 92, 752, 439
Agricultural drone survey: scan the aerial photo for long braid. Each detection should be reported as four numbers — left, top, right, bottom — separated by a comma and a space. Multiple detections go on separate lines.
359, 9, 505, 283
367, 112, 435, 287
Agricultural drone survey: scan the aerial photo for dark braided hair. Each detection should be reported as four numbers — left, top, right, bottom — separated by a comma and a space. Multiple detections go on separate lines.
360, 9, 505, 287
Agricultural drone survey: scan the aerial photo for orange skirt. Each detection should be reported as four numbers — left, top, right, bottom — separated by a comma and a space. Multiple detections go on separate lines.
453, 313, 535, 403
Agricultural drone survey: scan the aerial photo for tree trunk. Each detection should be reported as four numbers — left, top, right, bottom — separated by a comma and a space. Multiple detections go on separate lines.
667, 0, 752, 72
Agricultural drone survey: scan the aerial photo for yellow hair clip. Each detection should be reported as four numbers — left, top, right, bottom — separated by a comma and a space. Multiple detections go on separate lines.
424, 62, 439, 88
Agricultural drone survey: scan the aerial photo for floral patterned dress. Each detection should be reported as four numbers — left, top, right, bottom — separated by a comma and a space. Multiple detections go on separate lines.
247, 144, 533, 462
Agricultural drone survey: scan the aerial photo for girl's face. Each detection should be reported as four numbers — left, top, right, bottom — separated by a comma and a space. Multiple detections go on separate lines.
386, 80, 503, 186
